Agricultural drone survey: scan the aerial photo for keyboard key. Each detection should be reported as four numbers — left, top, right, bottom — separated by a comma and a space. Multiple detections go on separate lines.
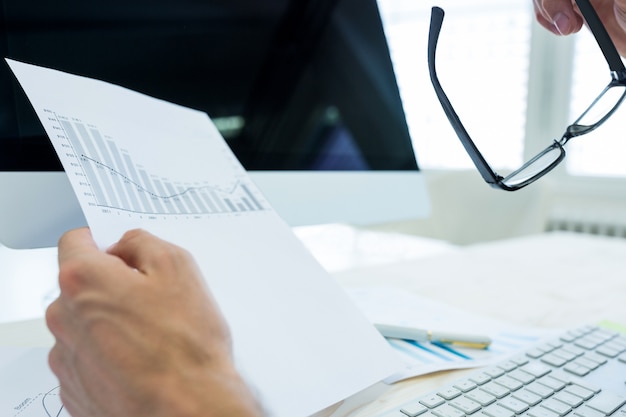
560, 332, 579, 343
575, 356, 602, 370
421, 395, 446, 409
537, 376, 566, 391
541, 354, 568, 367
559, 345, 585, 357
540, 398, 572, 416
575, 337, 601, 350
494, 376, 523, 391
551, 348, 578, 362
588, 334, 611, 345
480, 382, 510, 399
432, 404, 465, 417
563, 384, 595, 400
510, 355, 530, 366
553, 391, 583, 407
572, 406, 607, 417
449, 397, 482, 414
498, 361, 519, 372
470, 373, 492, 385
526, 381, 555, 399
438, 387, 462, 400
583, 352, 607, 366
526, 348, 546, 359
592, 329, 617, 342
596, 345, 622, 358
563, 363, 591, 377
482, 404, 515, 417
520, 363, 552, 378
483, 367, 506, 379
454, 380, 478, 393
400, 402, 429, 416
580, 326, 599, 335
512, 389, 543, 406
536, 343, 557, 354
526, 406, 560, 417
546, 340, 564, 350
612, 337, 626, 350
498, 397, 529, 414
548, 370, 573, 384
508, 369, 535, 385
585, 392, 626, 415
466, 389, 497, 406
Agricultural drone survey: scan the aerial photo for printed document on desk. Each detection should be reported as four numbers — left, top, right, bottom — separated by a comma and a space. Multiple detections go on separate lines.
6, 59, 402, 417
0, 347, 68, 417
348, 287, 557, 383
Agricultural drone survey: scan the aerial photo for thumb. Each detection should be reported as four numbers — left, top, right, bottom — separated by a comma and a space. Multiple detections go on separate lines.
57, 227, 99, 264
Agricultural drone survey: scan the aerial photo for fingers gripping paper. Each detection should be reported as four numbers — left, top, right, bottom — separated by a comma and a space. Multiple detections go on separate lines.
4, 58, 401, 417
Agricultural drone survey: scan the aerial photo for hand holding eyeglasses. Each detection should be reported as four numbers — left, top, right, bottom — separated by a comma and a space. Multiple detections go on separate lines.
429, 0, 626, 191
534, 0, 626, 57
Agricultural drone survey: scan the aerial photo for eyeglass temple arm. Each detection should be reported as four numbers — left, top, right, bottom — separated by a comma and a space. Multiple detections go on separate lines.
427, 7, 502, 187
574, 0, 626, 79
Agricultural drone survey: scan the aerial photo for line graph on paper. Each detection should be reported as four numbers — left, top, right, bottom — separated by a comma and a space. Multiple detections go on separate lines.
46, 111, 268, 218
11, 386, 67, 417
0, 348, 69, 417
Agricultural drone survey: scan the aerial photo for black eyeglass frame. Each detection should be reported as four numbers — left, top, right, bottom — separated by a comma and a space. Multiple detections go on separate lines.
428, 0, 626, 191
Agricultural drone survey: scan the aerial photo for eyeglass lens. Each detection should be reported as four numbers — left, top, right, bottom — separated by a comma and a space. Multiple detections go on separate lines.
502, 144, 564, 187
502, 82, 625, 188
574, 84, 626, 128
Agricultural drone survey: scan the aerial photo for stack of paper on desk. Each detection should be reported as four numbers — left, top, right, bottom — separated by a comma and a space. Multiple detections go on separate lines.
5, 58, 401, 417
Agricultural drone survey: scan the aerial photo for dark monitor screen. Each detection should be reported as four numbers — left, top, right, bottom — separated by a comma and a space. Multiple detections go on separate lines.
0, 0, 418, 173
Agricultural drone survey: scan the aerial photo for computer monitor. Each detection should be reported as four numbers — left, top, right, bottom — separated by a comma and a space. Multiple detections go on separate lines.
0, 0, 429, 249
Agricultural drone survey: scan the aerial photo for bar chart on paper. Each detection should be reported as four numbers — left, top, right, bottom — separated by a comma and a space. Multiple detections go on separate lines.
48, 112, 267, 218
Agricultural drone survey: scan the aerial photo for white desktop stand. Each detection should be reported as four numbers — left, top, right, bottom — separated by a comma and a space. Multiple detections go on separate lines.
2, 226, 626, 416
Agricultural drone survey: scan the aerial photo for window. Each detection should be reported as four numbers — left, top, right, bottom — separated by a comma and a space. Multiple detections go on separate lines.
567, 30, 626, 177
378, 0, 532, 170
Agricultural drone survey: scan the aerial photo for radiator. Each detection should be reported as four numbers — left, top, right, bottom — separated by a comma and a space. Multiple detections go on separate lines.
545, 205, 626, 238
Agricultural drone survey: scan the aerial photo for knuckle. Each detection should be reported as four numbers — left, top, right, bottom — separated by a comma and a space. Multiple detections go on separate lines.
48, 344, 62, 376
45, 300, 61, 333
57, 263, 79, 295
57, 258, 91, 297
153, 244, 190, 268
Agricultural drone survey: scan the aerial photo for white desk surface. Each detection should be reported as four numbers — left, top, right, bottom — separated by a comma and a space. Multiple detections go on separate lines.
2, 228, 626, 417
332, 230, 626, 417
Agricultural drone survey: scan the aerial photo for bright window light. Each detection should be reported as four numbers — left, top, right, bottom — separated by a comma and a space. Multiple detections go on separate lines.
567, 31, 626, 177
377, 0, 532, 170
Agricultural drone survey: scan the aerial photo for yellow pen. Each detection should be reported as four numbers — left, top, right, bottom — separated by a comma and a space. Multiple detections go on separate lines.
374, 323, 492, 349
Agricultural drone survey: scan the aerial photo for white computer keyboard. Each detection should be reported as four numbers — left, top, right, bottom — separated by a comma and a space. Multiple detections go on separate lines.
381, 326, 626, 417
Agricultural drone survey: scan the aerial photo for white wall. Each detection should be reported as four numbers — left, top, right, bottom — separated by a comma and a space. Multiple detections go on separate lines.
368, 169, 626, 245
368, 169, 550, 244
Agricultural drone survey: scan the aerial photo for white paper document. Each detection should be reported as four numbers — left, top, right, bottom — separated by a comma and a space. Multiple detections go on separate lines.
5, 58, 401, 417
0, 347, 69, 417
348, 287, 558, 383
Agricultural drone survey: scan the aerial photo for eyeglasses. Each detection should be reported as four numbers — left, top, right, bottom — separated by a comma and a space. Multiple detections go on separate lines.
428, 0, 626, 191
